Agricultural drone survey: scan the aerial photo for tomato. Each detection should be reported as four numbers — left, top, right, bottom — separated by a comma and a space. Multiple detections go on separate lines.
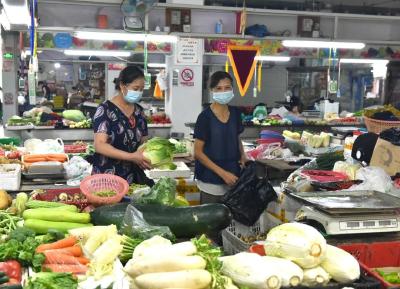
0, 260, 22, 282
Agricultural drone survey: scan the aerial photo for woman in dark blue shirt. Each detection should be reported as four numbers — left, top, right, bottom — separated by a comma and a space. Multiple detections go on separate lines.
194, 71, 247, 203
92, 66, 152, 184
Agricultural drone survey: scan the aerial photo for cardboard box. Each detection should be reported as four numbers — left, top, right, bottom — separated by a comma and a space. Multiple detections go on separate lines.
370, 138, 400, 176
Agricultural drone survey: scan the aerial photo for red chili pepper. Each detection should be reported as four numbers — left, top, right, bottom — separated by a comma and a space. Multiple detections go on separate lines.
0, 260, 22, 283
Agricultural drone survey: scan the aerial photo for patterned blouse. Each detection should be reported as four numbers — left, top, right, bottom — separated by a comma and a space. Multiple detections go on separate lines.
92, 100, 149, 184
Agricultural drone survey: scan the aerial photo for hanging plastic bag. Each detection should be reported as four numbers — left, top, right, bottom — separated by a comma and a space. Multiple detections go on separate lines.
121, 204, 175, 241
347, 166, 393, 193
222, 161, 277, 226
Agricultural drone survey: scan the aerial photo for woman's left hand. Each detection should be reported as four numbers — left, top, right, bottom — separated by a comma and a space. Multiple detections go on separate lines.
131, 151, 152, 170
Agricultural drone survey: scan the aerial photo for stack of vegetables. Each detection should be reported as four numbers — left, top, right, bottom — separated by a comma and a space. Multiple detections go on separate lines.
124, 235, 229, 289
139, 137, 177, 170
36, 236, 88, 275
68, 225, 122, 280
220, 223, 361, 289
301, 131, 331, 149
22, 201, 93, 234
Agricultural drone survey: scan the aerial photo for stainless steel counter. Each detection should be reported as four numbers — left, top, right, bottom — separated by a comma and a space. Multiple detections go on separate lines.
5, 125, 172, 142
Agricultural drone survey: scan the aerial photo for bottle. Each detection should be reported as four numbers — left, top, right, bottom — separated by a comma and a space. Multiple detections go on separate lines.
215, 19, 223, 34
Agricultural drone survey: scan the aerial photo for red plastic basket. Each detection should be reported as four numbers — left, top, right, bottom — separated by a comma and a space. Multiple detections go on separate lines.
80, 174, 129, 206
340, 241, 400, 289
32, 188, 89, 210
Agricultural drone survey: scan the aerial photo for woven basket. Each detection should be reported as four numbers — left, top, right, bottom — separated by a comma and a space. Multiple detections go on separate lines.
80, 174, 129, 206
363, 116, 400, 134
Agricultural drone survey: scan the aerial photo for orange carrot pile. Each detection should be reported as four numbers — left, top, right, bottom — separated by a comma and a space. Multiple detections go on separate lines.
24, 154, 68, 164
36, 236, 88, 275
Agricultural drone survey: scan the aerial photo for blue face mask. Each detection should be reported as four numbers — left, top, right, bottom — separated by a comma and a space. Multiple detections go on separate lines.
124, 89, 143, 104
212, 90, 234, 104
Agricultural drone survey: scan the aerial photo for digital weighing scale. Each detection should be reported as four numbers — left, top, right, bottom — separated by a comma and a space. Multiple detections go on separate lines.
286, 190, 400, 235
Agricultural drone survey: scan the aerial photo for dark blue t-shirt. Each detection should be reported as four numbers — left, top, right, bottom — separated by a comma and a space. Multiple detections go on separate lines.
194, 106, 244, 185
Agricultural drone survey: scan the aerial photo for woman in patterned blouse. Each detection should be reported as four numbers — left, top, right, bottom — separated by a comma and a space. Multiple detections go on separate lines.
92, 66, 152, 184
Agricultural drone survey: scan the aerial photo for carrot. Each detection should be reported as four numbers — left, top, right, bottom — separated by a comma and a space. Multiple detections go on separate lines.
43, 264, 88, 274
24, 157, 47, 163
36, 236, 77, 253
44, 252, 90, 265
47, 245, 83, 257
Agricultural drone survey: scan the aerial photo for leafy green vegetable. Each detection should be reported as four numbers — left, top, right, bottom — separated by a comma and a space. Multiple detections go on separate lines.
192, 235, 225, 289
376, 270, 400, 284
25, 272, 78, 289
8, 227, 36, 242
0, 230, 60, 271
137, 177, 176, 206
139, 137, 176, 169
119, 235, 144, 264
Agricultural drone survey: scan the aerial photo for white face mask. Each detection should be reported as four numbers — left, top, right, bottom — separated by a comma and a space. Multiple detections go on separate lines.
212, 90, 234, 104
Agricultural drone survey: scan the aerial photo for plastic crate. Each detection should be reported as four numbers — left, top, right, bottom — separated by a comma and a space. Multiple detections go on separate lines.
0, 164, 21, 191
222, 212, 269, 255
340, 241, 400, 289
32, 188, 89, 210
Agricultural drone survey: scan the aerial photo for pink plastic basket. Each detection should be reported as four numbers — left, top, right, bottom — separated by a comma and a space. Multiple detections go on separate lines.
80, 174, 129, 206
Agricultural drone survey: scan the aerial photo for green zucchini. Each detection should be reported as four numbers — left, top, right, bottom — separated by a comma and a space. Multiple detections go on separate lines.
90, 203, 232, 238
90, 202, 129, 229
23, 209, 90, 224
26, 200, 78, 212
24, 219, 93, 234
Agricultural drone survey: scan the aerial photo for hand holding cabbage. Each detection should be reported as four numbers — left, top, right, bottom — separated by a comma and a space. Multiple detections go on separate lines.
138, 138, 177, 170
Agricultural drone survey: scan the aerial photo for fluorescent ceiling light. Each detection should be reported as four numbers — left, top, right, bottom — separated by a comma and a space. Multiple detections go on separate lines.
255, 56, 291, 62
282, 40, 365, 49
75, 31, 178, 43
2, 0, 31, 26
340, 58, 389, 65
64, 50, 131, 57
148, 63, 166, 68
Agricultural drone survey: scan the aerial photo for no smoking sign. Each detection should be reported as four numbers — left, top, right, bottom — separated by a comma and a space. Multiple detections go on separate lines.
180, 68, 195, 86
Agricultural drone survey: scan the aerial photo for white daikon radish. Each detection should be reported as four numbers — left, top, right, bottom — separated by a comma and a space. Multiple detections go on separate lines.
134, 241, 197, 260
134, 269, 212, 289
220, 252, 281, 289
302, 266, 331, 287
262, 256, 303, 287
321, 245, 360, 283
124, 255, 206, 277
132, 235, 172, 259
264, 223, 327, 269
223, 276, 240, 289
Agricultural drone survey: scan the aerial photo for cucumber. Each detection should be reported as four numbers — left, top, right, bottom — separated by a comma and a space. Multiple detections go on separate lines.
0, 273, 5, 278
90, 203, 232, 238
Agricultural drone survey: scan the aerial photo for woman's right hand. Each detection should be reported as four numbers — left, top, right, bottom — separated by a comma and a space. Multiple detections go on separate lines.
220, 170, 238, 186
131, 151, 152, 170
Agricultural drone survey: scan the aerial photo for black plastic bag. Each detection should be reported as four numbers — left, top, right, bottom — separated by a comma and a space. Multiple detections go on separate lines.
222, 161, 277, 226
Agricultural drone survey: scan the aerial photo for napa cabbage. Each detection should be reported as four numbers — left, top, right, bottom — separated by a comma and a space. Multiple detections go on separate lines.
139, 137, 176, 169
264, 223, 327, 269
